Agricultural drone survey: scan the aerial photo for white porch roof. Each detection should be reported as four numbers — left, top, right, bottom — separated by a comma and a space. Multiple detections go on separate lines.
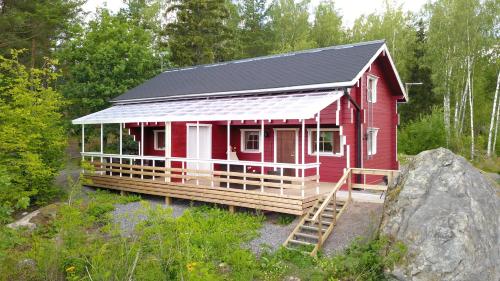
72, 91, 343, 124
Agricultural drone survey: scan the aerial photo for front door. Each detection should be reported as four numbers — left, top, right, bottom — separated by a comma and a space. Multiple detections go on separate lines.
276, 130, 296, 176
187, 124, 212, 172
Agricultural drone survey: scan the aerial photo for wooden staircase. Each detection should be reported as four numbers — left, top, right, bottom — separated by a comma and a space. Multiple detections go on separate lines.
283, 168, 397, 256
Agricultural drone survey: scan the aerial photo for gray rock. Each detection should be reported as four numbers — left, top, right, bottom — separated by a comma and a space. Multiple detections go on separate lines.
381, 148, 499, 281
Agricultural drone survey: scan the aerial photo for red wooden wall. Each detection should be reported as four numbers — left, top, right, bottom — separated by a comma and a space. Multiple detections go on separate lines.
124, 54, 401, 184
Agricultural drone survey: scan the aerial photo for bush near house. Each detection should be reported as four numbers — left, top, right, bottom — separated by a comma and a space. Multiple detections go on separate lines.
0, 51, 67, 223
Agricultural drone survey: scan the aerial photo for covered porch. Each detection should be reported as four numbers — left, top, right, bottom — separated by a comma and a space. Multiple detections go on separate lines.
74, 91, 385, 215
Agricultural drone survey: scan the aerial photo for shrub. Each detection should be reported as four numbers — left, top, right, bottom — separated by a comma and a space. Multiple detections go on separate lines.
398, 107, 446, 155
319, 236, 407, 281
0, 50, 67, 216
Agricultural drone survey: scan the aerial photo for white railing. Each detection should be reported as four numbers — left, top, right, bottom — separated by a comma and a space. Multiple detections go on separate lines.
81, 152, 322, 197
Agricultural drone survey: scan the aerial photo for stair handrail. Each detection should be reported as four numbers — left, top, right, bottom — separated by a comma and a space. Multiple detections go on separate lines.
310, 168, 352, 222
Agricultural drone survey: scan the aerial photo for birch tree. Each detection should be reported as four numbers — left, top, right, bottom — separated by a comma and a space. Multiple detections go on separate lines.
487, 73, 500, 157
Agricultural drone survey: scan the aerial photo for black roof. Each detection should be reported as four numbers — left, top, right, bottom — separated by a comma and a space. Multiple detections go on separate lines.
113, 40, 386, 103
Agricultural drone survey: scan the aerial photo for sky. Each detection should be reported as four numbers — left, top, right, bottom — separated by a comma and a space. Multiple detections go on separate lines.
82, 0, 428, 27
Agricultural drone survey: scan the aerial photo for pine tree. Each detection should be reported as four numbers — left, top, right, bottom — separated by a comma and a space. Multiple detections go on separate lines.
238, 0, 272, 58
165, 0, 239, 67
0, 0, 84, 68
268, 0, 313, 53
311, 0, 345, 47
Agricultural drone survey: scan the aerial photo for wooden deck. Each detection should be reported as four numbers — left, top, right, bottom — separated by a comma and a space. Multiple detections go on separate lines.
85, 174, 322, 215
83, 156, 395, 215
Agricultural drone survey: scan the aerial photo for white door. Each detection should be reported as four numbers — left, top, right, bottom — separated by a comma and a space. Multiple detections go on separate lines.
187, 124, 212, 172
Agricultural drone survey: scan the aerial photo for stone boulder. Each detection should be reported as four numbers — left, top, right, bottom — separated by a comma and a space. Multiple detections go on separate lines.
381, 148, 499, 281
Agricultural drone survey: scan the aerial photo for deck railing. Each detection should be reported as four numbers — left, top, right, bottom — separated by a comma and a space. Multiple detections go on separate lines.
81, 152, 322, 197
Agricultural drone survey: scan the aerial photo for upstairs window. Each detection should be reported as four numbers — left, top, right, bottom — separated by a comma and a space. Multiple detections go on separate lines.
308, 129, 342, 156
367, 75, 378, 103
367, 128, 379, 156
241, 130, 261, 153
154, 130, 166, 150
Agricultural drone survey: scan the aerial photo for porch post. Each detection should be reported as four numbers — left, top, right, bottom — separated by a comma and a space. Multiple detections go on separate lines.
226, 120, 230, 188
196, 121, 200, 185
81, 124, 85, 174
100, 123, 103, 164
260, 120, 264, 193
316, 112, 320, 194
119, 123, 123, 177
140, 122, 144, 179
165, 121, 169, 183
81, 124, 85, 159
301, 119, 305, 197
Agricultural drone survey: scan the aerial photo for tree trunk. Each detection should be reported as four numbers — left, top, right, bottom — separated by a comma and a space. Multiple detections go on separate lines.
487, 73, 500, 156
467, 57, 474, 159
31, 38, 36, 69
444, 66, 452, 146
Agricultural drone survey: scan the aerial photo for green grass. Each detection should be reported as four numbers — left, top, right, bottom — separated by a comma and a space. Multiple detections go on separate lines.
0, 187, 406, 281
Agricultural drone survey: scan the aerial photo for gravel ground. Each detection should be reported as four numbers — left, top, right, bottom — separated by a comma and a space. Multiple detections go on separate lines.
109, 193, 384, 256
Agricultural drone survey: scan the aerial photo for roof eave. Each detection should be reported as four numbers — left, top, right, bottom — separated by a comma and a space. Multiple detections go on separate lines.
111, 81, 355, 105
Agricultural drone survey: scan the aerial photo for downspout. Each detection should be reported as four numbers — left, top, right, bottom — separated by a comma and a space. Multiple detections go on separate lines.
343, 87, 362, 182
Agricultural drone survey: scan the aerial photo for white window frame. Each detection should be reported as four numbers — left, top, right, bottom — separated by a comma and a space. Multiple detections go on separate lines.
367, 127, 379, 156
367, 75, 378, 103
240, 129, 261, 153
307, 128, 344, 157
153, 130, 166, 150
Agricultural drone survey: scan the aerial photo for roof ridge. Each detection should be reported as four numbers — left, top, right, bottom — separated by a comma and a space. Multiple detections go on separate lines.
162, 39, 386, 73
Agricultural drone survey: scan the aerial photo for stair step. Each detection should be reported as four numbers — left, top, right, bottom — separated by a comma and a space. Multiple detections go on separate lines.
288, 239, 315, 246
309, 213, 335, 219
304, 218, 332, 225
312, 206, 341, 213
294, 232, 319, 240
300, 225, 327, 232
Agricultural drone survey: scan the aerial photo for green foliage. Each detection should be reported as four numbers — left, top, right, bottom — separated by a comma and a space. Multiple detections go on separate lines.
276, 214, 295, 225
165, 0, 239, 67
348, 1, 417, 82
398, 107, 446, 155
238, 0, 273, 58
0, 0, 84, 68
0, 50, 67, 217
311, 0, 345, 48
57, 8, 160, 118
320, 237, 407, 281
268, 0, 314, 53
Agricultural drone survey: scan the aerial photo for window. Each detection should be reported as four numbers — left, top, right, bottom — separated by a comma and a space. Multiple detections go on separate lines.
154, 130, 166, 150
241, 130, 261, 152
367, 128, 379, 156
367, 75, 378, 103
308, 129, 342, 156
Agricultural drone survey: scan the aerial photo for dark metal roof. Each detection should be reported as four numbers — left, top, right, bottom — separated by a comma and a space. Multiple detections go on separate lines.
113, 40, 386, 103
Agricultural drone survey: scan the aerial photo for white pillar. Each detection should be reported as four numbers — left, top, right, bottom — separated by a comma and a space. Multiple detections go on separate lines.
100, 123, 104, 164
316, 112, 320, 194
226, 120, 231, 188
165, 121, 169, 183
119, 123, 123, 177
261, 120, 265, 192
196, 121, 200, 185
301, 119, 305, 197
81, 124, 85, 157
140, 122, 144, 179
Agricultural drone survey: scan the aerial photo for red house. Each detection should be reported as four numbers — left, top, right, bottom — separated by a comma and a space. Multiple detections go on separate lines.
73, 40, 405, 253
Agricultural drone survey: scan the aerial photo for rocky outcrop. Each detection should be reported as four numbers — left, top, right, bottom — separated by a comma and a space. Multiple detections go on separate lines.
7, 203, 59, 230
381, 148, 499, 281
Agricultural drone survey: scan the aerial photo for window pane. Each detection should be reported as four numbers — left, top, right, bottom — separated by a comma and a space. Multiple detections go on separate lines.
244, 131, 260, 150
333, 131, 340, 153
156, 131, 165, 149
